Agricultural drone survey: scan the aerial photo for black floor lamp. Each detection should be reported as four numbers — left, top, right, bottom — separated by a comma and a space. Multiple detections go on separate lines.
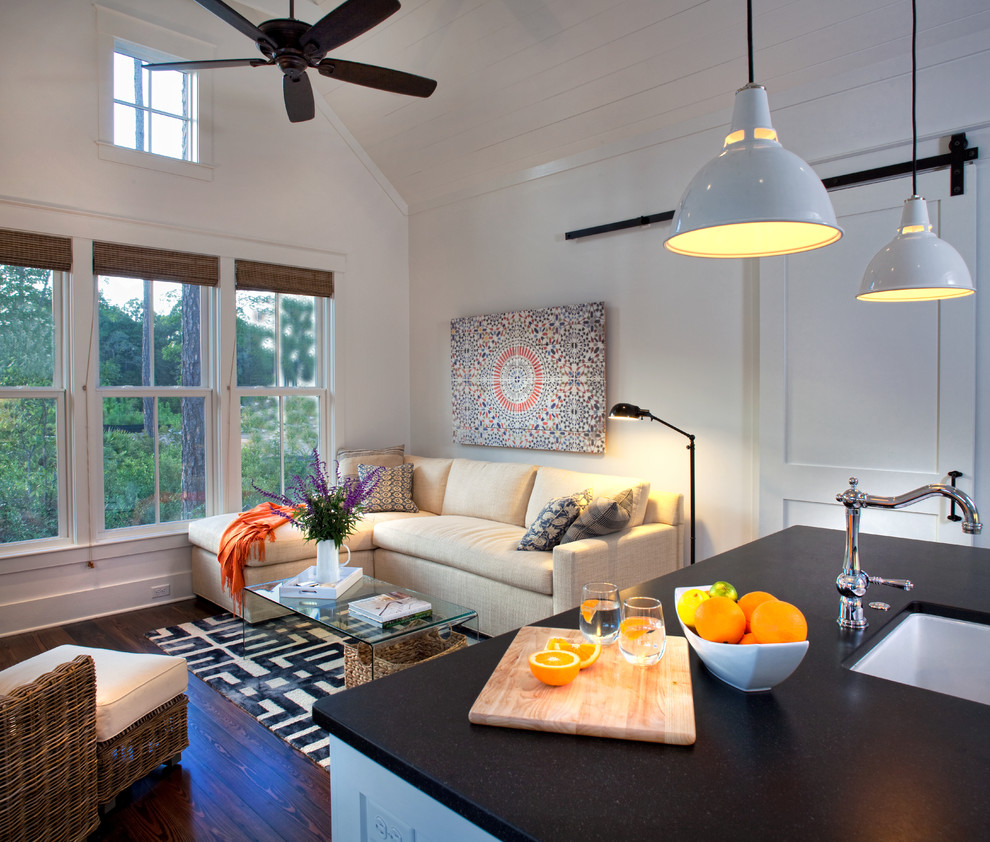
609, 403, 696, 565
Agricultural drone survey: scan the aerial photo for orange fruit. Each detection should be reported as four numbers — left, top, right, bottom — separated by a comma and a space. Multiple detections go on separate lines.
737, 591, 778, 632
619, 617, 656, 640
693, 596, 746, 644
750, 600, 807, 643
580, 599, 600, 624
739, 632, 758, 645
546, 636, 602, 669
528, 649, 581, 685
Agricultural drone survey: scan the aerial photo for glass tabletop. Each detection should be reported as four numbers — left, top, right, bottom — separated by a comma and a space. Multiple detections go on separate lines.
244, 574, 478, 647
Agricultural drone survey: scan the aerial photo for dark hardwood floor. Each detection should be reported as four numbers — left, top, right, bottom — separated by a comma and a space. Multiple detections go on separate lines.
1, 598, 332, 841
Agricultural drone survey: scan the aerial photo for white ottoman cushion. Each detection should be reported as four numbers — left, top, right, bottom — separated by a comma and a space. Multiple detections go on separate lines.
0, 644, 187, 742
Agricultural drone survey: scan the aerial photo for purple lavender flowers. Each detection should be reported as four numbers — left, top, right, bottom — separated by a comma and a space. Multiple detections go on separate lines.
254, 449, 382, 547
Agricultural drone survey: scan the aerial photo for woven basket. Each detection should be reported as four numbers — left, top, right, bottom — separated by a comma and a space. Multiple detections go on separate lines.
344, 628, 468, 688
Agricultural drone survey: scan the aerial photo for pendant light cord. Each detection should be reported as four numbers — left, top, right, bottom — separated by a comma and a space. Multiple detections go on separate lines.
747, 0, 755, 84
911, 0, 918, 196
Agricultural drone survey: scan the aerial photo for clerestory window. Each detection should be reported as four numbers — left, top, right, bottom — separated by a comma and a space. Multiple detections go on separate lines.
112, 44, 199, 162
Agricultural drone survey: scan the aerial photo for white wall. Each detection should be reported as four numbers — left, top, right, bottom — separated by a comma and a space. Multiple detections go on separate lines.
409, 43, 990, 563
0, 0, 411, 634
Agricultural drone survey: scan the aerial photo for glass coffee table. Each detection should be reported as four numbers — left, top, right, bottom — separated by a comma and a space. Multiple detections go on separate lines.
242, 575, 479, 685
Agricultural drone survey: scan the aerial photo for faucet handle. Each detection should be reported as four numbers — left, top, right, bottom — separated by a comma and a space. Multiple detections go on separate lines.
868, 575, 914, 591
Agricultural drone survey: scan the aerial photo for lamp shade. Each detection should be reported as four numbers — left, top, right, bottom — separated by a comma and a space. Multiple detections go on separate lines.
858, 196, 975, 301
664, 84, 842, 258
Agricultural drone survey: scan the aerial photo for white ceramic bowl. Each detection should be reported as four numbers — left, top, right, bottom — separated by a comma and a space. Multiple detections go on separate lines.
674, 586, 809, 692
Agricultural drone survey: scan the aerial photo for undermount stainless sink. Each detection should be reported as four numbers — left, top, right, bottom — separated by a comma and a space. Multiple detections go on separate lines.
848, 605, 990, 707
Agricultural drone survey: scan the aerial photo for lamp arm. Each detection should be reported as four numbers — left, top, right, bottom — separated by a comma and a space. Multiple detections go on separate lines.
644, 412, 695, 444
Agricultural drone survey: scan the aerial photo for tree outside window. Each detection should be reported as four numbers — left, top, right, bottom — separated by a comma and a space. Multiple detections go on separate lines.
0, 264, 61, 544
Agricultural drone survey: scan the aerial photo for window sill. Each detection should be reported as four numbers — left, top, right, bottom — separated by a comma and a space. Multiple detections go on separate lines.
96, 142, 214, 182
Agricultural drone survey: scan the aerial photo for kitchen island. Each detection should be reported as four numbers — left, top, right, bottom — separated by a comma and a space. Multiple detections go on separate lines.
312, 526, 990, 841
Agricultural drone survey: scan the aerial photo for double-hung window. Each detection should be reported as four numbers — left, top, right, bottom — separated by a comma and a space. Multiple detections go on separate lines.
95, 243, 216, 531
0, 231, 71, 546
235, 261, 332, 508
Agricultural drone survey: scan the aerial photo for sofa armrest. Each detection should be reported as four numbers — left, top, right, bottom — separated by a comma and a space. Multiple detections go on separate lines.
550, 523, 681, 616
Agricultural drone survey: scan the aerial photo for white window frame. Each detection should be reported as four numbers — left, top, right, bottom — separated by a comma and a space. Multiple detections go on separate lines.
95, 5, 215, 181
94, 274, 217, 538
231, 290, 331, 507
0, 268, 70, 551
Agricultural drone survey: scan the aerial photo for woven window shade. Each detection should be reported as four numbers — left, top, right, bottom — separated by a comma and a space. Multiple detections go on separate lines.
235, 259, 333, 298
0, 228, 72, 271
93, 241, 219, 286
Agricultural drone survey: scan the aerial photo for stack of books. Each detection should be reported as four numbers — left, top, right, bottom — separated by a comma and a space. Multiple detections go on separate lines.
349, 591, 433, 627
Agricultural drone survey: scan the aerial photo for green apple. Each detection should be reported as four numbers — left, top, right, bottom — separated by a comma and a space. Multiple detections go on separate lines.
708, 580, 739, 601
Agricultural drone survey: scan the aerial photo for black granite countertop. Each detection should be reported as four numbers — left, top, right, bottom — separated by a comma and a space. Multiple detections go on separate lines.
312, 526, 990, 841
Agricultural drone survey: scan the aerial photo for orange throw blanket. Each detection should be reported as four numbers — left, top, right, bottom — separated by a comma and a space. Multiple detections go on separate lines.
218, 503, 296, 612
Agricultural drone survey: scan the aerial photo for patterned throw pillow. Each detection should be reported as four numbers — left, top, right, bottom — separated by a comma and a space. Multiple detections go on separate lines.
560, 488, 634, 544
517, 489, 593, 552
359, 463, 418, 513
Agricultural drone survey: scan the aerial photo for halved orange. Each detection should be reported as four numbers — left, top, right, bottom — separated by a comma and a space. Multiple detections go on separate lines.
528, 649, 581, 685
546, 636, 602, 669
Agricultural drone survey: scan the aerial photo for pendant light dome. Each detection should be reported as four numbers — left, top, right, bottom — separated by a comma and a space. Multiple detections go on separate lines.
858, 196, 975, 301
664, 83, 842, 258
663, 1, 841, 259
858, 0, 974, 302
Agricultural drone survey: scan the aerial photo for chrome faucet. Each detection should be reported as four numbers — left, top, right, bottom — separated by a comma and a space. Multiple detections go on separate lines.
834, 476, 982, 629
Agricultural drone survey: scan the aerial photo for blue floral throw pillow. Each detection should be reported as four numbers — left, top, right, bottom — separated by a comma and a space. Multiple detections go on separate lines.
359, 463, 418, 513
517, 489, 592, 552
560, 488, 634, 544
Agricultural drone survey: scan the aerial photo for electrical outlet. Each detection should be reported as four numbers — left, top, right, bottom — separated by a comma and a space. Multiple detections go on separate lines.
362, 794, 414, 842
151, 584, 170, 599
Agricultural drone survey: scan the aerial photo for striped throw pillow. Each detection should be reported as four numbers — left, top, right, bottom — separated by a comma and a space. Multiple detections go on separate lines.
559, 488, 634, 544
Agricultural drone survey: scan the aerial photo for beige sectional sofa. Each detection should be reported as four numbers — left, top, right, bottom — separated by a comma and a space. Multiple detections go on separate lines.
188, 454, 684, 637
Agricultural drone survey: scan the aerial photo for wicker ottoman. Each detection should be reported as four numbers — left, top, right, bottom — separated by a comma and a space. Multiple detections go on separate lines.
3, 645, 189, 811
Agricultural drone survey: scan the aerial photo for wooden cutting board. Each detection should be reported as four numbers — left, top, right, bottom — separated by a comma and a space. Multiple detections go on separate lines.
468, 626, 695, 745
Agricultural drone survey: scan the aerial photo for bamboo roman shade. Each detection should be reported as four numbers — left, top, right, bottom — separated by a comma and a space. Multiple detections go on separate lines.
235, 259, 333, 298
0, 228, 72, 271
93, 242, 219, 286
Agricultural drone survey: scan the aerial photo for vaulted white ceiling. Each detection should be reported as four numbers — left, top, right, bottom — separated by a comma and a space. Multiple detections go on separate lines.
242, 0, 990, 211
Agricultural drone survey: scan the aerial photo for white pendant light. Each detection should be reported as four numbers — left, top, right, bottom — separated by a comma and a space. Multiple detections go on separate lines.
858, 1, 974, 302
664, 1, 841, 259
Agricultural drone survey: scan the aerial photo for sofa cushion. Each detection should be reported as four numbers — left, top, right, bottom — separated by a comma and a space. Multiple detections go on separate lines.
360, 463, 418, 513
336, 444, 404, 481
341, 510, 435, 552
441, 459, 537, 527
374, 516, 552, 595
517, 489, 592, 551
526, 466, 650, 528
188, 512, 314, 565
560, 488, 634, 543
404, 455, 454, 514
0, 645, 187, 742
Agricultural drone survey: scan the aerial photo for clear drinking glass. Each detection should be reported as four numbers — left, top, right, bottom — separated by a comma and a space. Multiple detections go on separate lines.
579, 582, 621, 645
619, 596, 666, 666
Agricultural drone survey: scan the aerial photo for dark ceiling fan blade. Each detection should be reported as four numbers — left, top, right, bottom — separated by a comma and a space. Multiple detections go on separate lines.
317, 58, 437, 97
194, 0, 276, 49
145, 58, 268, 71
302, 0, 401, 56
283, 72, 316, 122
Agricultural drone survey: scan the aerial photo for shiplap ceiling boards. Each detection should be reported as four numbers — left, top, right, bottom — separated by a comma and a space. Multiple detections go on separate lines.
243, 0, 989, 210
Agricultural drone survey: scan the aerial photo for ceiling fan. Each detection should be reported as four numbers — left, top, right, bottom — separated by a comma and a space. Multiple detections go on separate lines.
146, 0, 437, 123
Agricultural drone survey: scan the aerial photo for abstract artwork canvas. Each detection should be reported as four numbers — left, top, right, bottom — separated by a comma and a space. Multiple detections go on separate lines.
451, 301, 606, 453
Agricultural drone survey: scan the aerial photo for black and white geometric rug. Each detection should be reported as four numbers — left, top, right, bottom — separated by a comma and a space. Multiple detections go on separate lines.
147, 613, 346, 770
